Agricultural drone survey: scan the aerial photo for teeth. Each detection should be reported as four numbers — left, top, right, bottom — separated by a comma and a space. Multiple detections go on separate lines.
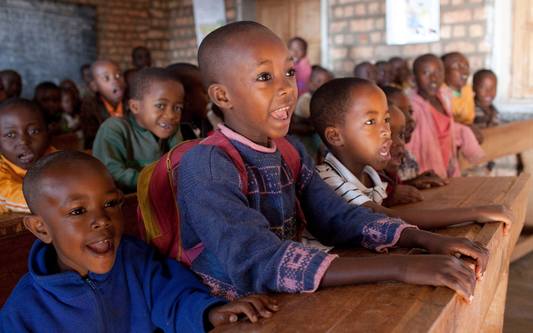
159, 123, 173, 129
97, 239, 109, 244
379, 151, 388, 156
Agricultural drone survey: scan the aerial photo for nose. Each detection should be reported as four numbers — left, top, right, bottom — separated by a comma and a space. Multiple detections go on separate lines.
278, 73, 296, 97
381, 121, 391, 139
17, 132, 30, 146
91, 210, 112, 230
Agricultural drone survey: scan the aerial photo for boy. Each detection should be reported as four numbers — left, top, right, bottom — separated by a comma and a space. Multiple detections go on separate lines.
473, 69, 499, 129
311, 77, 513, 231
167, 63, 213, 140
0, 70, 22, 99
288, 37, 312, 97
406, 54, 484, 178
34, 82, 63, 136
442, 52, 483, 144
78, 64, 94, 99
0, 79, 7, 104
93, 67, 184, 193
177, 21, 495, 304
0, 98, 56, 213
59, 88, 83, 142
375, 61, 393, 87
132, 46, 152, 70
389, 57, 411, 90
80, 59, 126, 149
0, 151, 278, 332
353, 62, 378, 84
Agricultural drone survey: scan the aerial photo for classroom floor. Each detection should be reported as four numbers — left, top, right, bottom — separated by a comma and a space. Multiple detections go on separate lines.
503, 249, 533, 332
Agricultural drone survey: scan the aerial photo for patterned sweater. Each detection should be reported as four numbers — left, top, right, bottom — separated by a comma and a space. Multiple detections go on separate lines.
177, 125, 413, 300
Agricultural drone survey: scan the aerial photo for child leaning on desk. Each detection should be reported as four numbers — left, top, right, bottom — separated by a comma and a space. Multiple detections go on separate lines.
175, 21, 506, 304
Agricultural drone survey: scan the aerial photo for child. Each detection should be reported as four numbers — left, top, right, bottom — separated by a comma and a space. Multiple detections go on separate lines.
177, 21, 495, 304
382, 85, 449, 189
132, 46, 152, 70
442, 52, 483, 144
288, 37, 312, 97
167, 63, 213, 140
0, 79, 7, 104
0, 70, 22, 99
311, 77, 513, 232
389, 57, 411, 90
93, 67, 184, 194
291, 65, 333, 162
406, 54, 485, 178
473, 69, 500, 129
80, 59, 126, 149
0, 98, 56, 213
59, 88, 83, 141
0, 151, 278, 332
353, 62, 378, 84
78, 64, 94, 99
375, 61, 393, 87
34, 82, 63, 136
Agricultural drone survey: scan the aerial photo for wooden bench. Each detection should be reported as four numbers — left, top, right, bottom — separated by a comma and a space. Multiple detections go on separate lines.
0, 193, 140, 308
212, 175, 530, 333
458, 119, 533, 262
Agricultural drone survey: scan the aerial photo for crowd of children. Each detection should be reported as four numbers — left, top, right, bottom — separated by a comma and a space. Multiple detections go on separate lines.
0, 20, 516, 332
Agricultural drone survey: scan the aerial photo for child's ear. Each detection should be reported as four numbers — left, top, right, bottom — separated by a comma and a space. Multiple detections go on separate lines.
89, 80, 98, 93
208, 84, 232, 110
24, 215, 52, 244
324, 126, 344, 147
129, 99, 140, 115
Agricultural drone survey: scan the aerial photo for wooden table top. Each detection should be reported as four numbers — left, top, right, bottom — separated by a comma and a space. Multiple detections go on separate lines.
212, 174, 531, 333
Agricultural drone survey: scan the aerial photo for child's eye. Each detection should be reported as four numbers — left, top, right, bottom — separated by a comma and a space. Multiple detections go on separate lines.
105, 200, 118, 208
115, 74, 121, 79
28, 128, 40, 135
4, 132, 15, 138
258, 73, 272, 81
69, 207, 86, 215
287, 68, 296, 77
103, 76, 109, 81
365, 119, 375, 125
173, 106, 183, 112
409, 109, 414, 116
156, 104, 165, 109
384, 117, 391, 123
399, 132, 405, 138
423, 70, 430, 75
436, 71, 442, 76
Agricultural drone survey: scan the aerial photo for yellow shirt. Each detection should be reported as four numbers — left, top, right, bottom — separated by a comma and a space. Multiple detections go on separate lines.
0, 146, 57, 213
445, 84, 475, 125
102, 97, 124, 118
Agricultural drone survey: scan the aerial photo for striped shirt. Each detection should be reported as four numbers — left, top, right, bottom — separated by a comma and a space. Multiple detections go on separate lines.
316, 153, 388, 205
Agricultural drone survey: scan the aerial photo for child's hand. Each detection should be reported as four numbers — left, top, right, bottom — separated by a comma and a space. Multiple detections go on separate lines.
401, 254, 478, 304
422, 234, 490, 282
473, 205, 515, 236
405, 170, 450, 189
209, 294, 279, 327
383, 185, 423, 207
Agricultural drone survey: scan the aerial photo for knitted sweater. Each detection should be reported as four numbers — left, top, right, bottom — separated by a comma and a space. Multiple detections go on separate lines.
0, 235, 226, 333
177, 125, 413, 300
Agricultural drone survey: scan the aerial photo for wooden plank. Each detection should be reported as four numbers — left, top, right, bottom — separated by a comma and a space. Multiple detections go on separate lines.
212, 176, 530, 333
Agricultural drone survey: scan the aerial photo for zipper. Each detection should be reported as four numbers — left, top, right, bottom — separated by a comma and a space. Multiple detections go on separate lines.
86, 278, 107, 332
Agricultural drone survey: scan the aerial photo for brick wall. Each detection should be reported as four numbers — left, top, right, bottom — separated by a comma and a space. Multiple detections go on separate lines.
327, 0, 491, 77
168, 0, 237, 65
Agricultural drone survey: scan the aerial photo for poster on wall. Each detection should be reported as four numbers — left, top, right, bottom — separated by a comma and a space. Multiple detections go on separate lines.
386, 0, 440, 45
193, 0, 227, 46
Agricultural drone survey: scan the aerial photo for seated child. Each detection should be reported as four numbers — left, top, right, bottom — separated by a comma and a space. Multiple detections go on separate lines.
34, 82, 63, 136
80, 59, 126, 149
78, 64, 94, 99
0, 79, 7, 104
0, 98, 56, 213
59, 88, 83, 142
132, 46, 152, 70
441, 52, 483, 144
290, 65, 333, 162
382, 85, 449, 189
389, 57, 411, 90
176, 21, 496, 303
60, 79, 81, 101
353, 61, 378, 84
311, 77, 513, 232
0, 70, 22, 99
406, 54, 485, 178
288, 37, 312, 97
473, 69, 500, 129
167, 63, 213, 140
0, 150, 278, 332
93, 67, 184, 193
375, 61, 393, 87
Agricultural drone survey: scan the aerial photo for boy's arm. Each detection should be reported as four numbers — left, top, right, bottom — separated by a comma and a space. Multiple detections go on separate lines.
92, 120, 139, 192
0, 165, 30, 213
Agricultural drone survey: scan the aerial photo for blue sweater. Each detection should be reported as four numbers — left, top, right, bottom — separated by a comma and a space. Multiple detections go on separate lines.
0, 235, 227, 333
177, 126, 413, 300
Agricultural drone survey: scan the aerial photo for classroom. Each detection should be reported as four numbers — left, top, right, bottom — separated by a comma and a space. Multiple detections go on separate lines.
0, 0, 532, 332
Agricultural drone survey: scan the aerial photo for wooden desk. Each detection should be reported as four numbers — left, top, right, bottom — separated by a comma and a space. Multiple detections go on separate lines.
212, 175, 530, 333
0, 193, 140, 308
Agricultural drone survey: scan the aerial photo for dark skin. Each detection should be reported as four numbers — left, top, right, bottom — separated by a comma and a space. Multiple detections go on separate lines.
473, 72, 498, 123
414, 55, 447, 115
24, 159, 279, 327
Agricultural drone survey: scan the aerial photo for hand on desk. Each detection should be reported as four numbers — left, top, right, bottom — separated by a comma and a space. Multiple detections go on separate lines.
403, 170, 450, 189
472, 205, 515, 236
209, 294, 279, 327
382, 185, 423, 207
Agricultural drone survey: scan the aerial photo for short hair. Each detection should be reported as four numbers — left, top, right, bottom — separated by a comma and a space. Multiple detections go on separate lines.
375, 61, 389, 67
132, 46, 150, 57
0, 97, 46, 126
198, 21, 272, 87
353, 62, 373, 77
23, 151, 98, 214
130, 67, 182, 101
381, 85, 404, 99
0, 70, 21, 81
89, 59, 118, 82
166, 63, 204, 95
440, 52, 464, 66
289, 37, 307, 51
473, 69, 497, 87
309, 65, 331, 82
34, 82, 59, 99
412, 54, 441, 74
310, 77, 375, 146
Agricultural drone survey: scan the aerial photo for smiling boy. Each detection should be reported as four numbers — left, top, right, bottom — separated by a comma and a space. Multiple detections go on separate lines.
93, 67, 184, 193
0, 98, 56, 213
0, 151, 278, 332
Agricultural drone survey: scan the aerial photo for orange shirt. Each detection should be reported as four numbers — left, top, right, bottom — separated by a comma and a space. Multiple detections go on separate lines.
102, 97, 124, 118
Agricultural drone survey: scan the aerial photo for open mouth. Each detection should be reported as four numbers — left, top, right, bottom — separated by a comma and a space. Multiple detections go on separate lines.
270, 106, 291, 120
389, 151, 404, 167
378, 140, 392, 160
18, 151, 34, 163
158, 122, 175, 131
86, 238, 114, 257
429, 83, 439, 89
113, 87, 123, 98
